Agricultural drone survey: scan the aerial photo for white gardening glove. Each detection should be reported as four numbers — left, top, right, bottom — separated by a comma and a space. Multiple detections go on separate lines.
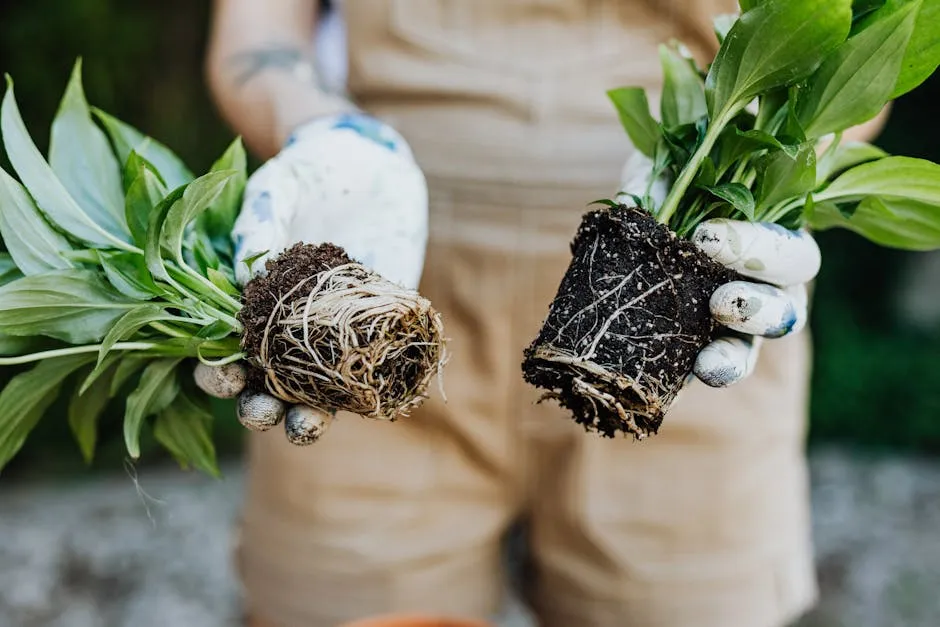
617, 151, 821, 389
194, 113, 429, 444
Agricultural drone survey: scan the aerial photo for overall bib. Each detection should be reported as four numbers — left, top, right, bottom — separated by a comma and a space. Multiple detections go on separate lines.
237, 2, 817, 625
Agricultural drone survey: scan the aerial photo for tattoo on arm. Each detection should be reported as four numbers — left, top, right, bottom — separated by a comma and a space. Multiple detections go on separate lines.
228, 44, 320, 87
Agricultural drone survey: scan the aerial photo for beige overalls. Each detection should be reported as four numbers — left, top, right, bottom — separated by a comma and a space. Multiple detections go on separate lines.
237, 2, 818, 625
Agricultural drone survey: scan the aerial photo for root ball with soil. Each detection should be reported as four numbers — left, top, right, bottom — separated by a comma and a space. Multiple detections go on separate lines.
239, 243, 447, 420
522, 205, 737, 439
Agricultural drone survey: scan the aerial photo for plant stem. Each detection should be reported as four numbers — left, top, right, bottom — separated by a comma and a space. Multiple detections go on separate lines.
0, 336, 242, 365
167, 264, 242, 315
0, 342, 157, 365
197, 351, 246, 367
179, 262, 243, 313
658, 104, 743, 225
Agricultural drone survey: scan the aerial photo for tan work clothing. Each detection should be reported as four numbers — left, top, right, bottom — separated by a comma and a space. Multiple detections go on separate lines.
236, 2, 818, 626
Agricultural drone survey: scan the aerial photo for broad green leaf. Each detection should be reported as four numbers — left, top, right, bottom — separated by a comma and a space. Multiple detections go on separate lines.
607, 87, 659, 158
207, 267, 240, 296
754, 87, 790, 131
816, 141, 888, 184
195, 320, 237, 341
715, 126, 801, 175
888, 0, 940, 97
99, 250, 163, 300
61, 249, 100, 264
110, 355, 150, 397
162, 170, 239, 269
145, 185, 187, 282
659, 45, 707, 129
0, 269, 138, 343
69, 361, 118, 464
853, 0, 888, 24
92, 108, 193, 190
706, 0, 853, 115
199, 138, 247, 252
0, 334, 50, 356
739, 0, 765, 10
154, 389, 219, 476
189, 230, 222, 274
661, 123, 700, 168
124, 152, 168, 246
820, 156, 940, 204
797, 1, 918, 139
98, 305, 171, 364
123, 358, 183, 458
122, 150, 167, 192
0, 168, 73, 274
738, 129, 801, 158
0, 354, 95, 471
702, 183, 757, 220
79, 352, 122, 396
0, 254, 21, 286
1, 78, 128, 249
694, 157, 718, 188
49, 59, 128, 239
808, 195, 940, 249
757, 144, 817, 210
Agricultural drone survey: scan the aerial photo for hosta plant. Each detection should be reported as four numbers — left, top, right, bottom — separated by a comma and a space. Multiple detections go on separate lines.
0, 61, 446, 476
523, 0, 940, 439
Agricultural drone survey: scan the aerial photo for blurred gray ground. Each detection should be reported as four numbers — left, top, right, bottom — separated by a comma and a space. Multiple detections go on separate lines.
2, 448, 940, 627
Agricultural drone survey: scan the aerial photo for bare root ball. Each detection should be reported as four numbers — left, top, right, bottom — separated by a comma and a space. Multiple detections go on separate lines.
523, 206, 737, 440
239, 243, 447, 420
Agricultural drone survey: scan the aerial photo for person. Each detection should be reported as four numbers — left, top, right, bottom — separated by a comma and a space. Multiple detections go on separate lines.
200, 1, 889, 625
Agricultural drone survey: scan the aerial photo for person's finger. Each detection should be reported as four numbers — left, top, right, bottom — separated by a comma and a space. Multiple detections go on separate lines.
193, 362, 247, 399
284, 406, 334, 446
236, 392, 287, 432
694, 335, 763, 388
232, 158, 297, 285
710, 281, 808, 338
692, 219, 821, 287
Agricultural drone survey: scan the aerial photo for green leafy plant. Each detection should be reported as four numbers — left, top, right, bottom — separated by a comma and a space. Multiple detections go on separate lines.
523, 0, 940, 439
610, 0, 940, 243
0, 61, 446, 476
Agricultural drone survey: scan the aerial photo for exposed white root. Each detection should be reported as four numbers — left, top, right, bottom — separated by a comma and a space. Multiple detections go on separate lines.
255, 262, 448, 420
528, 345, 672, 439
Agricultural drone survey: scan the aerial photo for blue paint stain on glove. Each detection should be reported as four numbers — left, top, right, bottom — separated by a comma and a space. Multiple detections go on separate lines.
251, 191, 274, 223
233, 234, 245, 260
331, 114, 400, 152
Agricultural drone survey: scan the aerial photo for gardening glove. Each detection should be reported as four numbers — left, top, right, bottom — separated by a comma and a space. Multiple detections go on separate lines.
194, 112, 429, 444
691, 221, 820, 387
616, 152, 821, 390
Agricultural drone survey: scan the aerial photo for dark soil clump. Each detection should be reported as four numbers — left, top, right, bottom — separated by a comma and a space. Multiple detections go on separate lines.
522, 205, 737, 439
239, 243, 350, 362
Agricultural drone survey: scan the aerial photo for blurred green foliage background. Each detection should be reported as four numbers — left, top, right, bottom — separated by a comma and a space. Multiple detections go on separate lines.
0, 0, 939, 478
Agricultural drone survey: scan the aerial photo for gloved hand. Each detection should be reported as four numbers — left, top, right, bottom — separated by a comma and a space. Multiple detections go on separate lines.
193, 113, 429, 444
617, 151, 821, 389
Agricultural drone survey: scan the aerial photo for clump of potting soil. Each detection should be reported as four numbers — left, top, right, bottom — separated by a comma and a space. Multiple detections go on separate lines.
239, 243, 447, 420
522, 205, 737, 439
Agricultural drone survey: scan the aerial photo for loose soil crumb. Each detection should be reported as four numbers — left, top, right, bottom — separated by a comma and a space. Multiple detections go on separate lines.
238, 243, 446, 420
522, 205, 737, 438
